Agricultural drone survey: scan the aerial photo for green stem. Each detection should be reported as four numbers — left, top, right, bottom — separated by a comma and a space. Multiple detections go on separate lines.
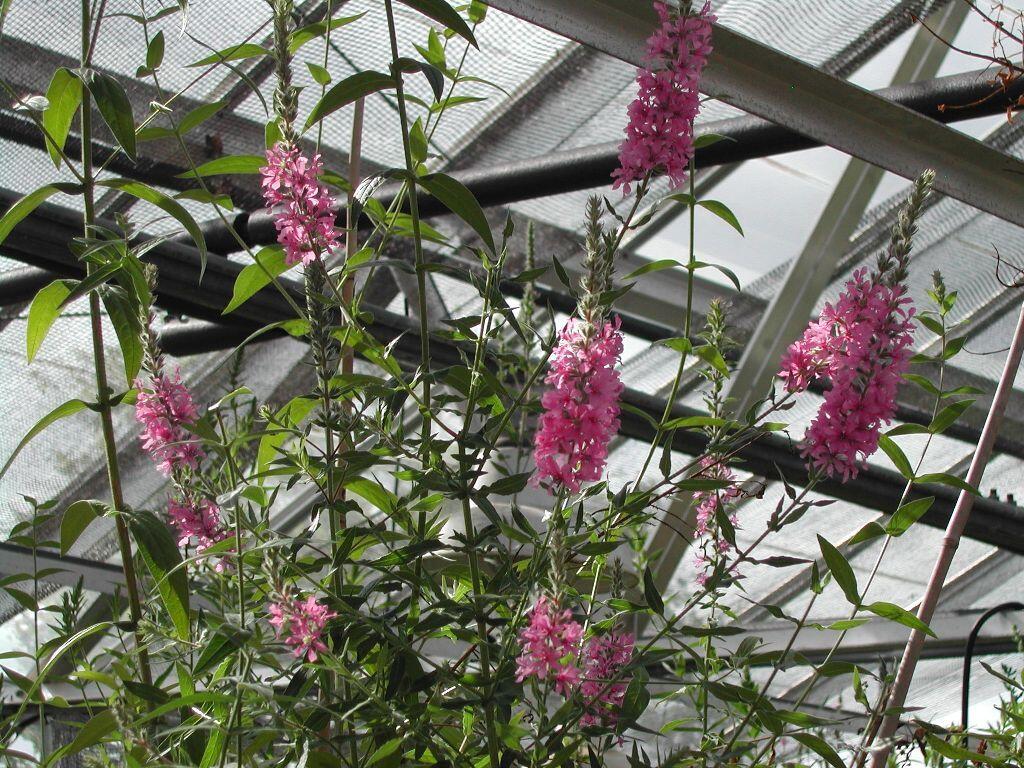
383, 0, 432, 626
80, 0, 153, 690
636, 158, 698, 486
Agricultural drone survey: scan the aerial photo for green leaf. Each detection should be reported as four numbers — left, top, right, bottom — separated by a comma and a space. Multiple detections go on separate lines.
59, 709, 118, 761
177, 100, 228, 135
41, 68, 83, 168
0, 399, 89, 479
656, 337, 692, 355
886, 496, 934, 537
97, 179, 207, 279
345, 477, 398, 515
877, 434, 914, 479
307, 62, 331, 86
418, 172, 495, 254
397, 0, 477, 47
61, 500, 105, 555
695, 344, 729, 377
623, 259, 679, 281
129, 510, 190, 641
305, 71, 396, 131
0, 183, 81, 247
102, 288, 144, 384
256, 396, 318, 476
916, 472, 979, 495
817, 535, 860, 606
697, 199, 743, 235
847, 521, 886, 546
394, 57, 445, 102
929, 399, 975, 434
792, 733, 845, 768
87, 72, 137, 162
866, 601, 935, 637
26, 280, 74, 362
146, 30, 165, 70
289, 12, 366, 54
642, 566, 664, 615
367, 737, 404, 766
176, 154, 266, 178
188, 43, 268, 67
693, 132, 733, 149
925, 734, 1002, 765
224, 246, 289, 314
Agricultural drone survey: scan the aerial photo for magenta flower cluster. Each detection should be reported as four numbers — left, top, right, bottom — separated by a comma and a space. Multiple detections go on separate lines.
515, 596, 634, 727
268, 594, 338, 662
533, 319, 625, 494
780, 268, 916, 481
612, 1, 714, 194
135, 369, 204, 476
259, 143, 341, 267
692, 456, 741, 585
167, 497, 228, 570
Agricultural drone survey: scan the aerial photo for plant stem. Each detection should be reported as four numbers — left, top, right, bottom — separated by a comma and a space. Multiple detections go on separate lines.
80, 0, 153, 689
637, 159, 698, 486
383, 0, 433, 626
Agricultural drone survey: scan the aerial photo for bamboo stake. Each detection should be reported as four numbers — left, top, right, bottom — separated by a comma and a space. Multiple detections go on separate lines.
867, 291, 1024, 767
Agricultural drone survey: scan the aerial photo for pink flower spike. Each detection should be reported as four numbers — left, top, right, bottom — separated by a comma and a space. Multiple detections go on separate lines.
515, 596, 584, 696
780, 267, 916, 481
533, 318, 625, 494
260, 143, 341, 266
580, 630, 634, 728
267, 594, 338, 663
134, 368, 204, 476
167, 497, 229, 571
613, 1, 715, 194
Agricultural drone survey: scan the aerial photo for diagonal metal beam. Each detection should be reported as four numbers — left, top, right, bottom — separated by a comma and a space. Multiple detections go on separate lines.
483, 0, 1024, 228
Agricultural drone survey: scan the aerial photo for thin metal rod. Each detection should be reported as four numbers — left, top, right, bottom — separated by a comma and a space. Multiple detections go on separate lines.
868, 293, 1024, 767
961, 602, 1024, 731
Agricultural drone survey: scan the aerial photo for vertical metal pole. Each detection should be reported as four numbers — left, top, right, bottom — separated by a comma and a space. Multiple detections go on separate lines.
868, 294, 1024, 767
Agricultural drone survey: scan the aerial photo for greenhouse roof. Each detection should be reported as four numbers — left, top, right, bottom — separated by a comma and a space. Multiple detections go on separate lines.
1, 0, 1024, 753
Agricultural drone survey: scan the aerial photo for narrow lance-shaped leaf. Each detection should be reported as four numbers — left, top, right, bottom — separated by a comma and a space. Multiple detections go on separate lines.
419, 172, 496, 254
817, 535, 860, 607
61, 500, 106, 556
86, 72, 137, 162
26, 280, 74, 363
41, 68, 83, 168
102, 286, 144, 384
0, 183, 82, 247
305, 71, 396, 131
97, 179, 208, 280
0, 400, 90, 480
129, 510, 190, 641
397, 0, 478, 47
224, 246, 290, 314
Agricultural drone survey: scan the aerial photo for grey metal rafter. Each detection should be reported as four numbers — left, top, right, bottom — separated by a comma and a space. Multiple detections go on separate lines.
484, 0, 1024, 229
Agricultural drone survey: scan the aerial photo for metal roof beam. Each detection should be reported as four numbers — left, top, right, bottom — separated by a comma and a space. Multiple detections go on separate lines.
484, 0, 1024, 228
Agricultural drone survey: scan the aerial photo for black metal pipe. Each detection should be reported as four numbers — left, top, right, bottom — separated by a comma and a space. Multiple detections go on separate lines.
0, 266, 59, 305
4, 191, 1024, 552
185, 67, 1024, 256
961, 602, 1024, 731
